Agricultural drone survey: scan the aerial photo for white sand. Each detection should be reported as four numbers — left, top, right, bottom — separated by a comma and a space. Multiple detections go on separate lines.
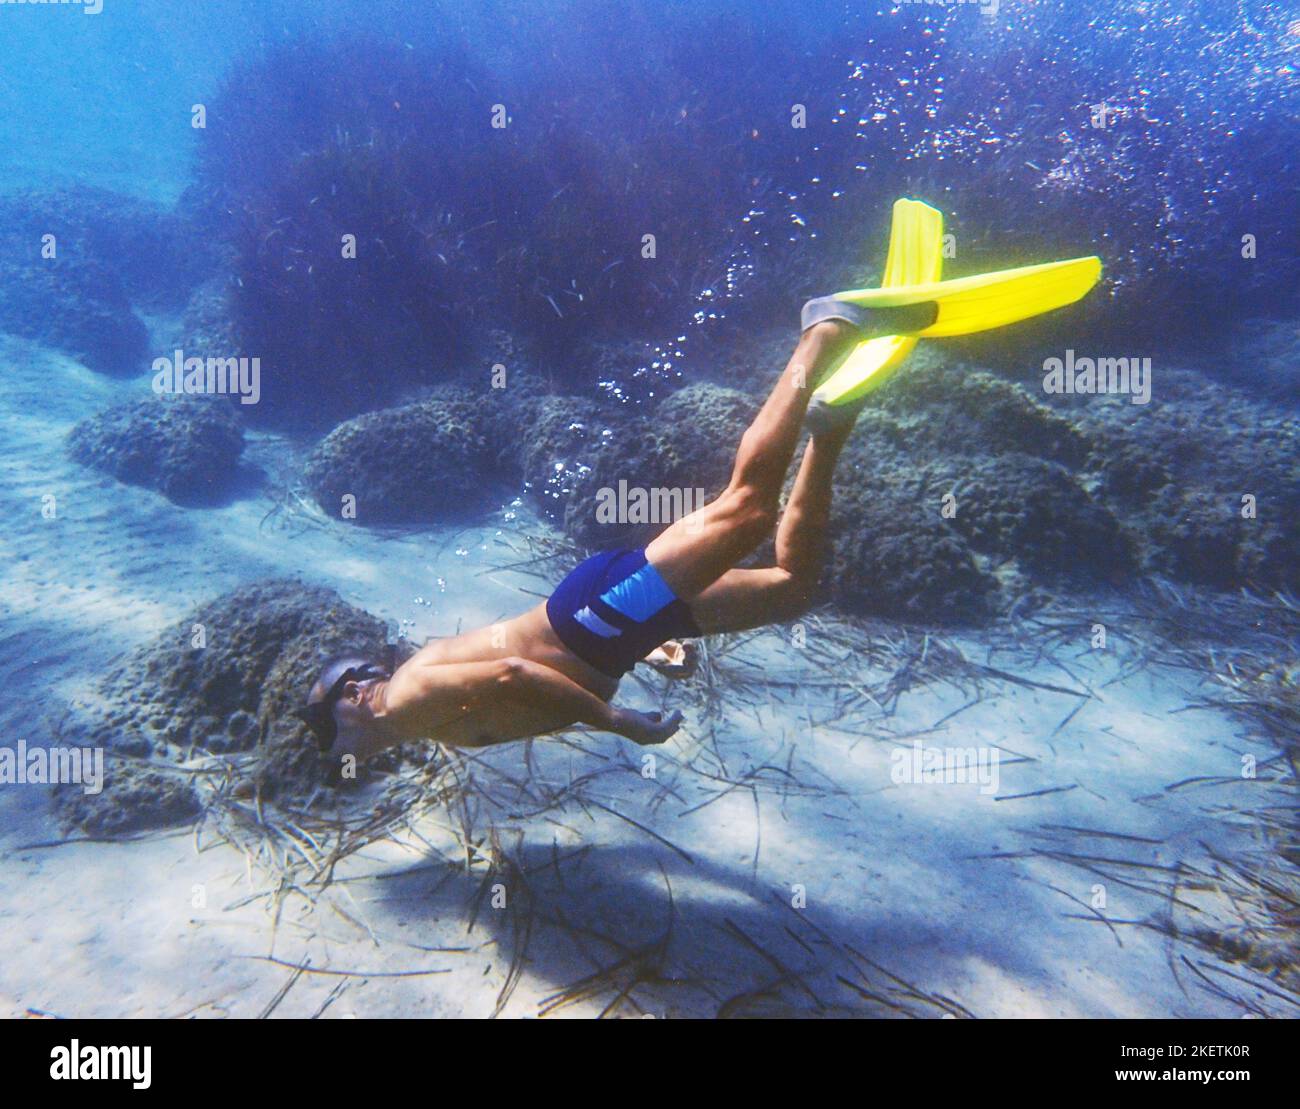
0, 332, 1288, 1018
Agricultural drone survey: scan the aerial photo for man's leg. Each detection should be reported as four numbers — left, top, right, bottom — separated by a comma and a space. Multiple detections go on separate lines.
687, 416, 855, 633
645, 321, 856, 600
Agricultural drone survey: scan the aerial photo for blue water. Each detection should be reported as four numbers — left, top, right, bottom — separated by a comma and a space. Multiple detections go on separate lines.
7, 2, 1296, 284
3, 0, 843, 202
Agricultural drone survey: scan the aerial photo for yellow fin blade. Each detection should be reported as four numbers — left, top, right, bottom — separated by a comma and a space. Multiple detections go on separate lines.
835, 256, 1103, 337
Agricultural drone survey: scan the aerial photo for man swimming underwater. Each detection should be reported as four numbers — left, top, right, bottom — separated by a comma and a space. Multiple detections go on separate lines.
298, 297, 933, 764
300, 196, 1104, 764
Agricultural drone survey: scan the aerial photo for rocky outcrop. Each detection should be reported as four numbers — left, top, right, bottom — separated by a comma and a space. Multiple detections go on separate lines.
67, 395, 245, 506
54, 580, 396, 834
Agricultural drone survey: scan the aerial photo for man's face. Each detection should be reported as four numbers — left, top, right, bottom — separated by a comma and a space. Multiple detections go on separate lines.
303, 656, 392, 753
323, 679, 387, 762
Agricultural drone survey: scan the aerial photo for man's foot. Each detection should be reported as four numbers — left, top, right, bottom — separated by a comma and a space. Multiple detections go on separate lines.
642, 639, 699, 679
801, 295, 874, 333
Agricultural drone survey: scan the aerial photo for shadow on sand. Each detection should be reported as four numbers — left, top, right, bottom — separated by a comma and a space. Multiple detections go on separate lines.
364, 837, 979, 1019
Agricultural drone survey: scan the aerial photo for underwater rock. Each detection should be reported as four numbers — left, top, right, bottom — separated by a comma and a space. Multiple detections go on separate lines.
511, 395, 610, 522
566, 335, 669, 393
304, 394, 503, 525
823, 353, 1300, 615
946, 453, 1133, 579
822, 401, 1123, 622
1143, 488, 1253, 590
472, 369, 554, 453
53, 762, 202, 839
700, 324, 802, 398
177, 275, 241, 357
658, 384, 763, 458
55, 579, 396, 835
821, 418, 1128, 618
67, 395, 246, 506
137, 579, 383, 732
562, 433, 680, 550
1085, 428, 1174, 501
0, 257, 147, 376
560, 383, 759, 548
1068, 368, 1299, 594
877, 358, 1091, 468
1240, 519, 1300, 596
826, 457, 997, 625
1144, 486, 1300, 594
0, 186, 218, 311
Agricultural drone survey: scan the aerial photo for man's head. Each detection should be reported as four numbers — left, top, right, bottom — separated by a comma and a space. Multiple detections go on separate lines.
296, 653, 393, 757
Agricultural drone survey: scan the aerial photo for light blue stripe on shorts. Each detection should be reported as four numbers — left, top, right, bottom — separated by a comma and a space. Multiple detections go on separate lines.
598, 562, 677, 622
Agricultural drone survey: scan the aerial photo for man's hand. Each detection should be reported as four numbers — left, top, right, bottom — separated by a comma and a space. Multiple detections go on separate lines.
613, 707, 684, 746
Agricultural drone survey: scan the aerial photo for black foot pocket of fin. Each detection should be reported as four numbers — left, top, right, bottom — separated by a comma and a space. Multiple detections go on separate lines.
873, 300, 938, 333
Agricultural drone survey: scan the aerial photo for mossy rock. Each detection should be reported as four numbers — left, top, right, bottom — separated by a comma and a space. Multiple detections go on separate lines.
877, 359, 1090, 467
946, 453, 1133, 578
1144, 486, 1300, 592
67, 395, 245, 506
0, 256, 147, 376
56, 579, 397, 836
560, 383, 758, 548
177, 275, 240, 355
54, 762, 202, 839
304, 395, 502, 525
0, 185, 217, 310
827, 460, 997, 625
1085, 426, 1174, 500
1069, 367, 1299, 592
514, 395, 611, 521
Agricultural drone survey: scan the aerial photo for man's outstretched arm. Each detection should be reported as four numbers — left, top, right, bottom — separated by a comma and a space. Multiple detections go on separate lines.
373, 657, 682, 755
494, 658, 684, 747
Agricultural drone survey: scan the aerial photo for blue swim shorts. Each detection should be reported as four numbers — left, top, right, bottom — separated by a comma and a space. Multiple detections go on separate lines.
546, 547, 700, 679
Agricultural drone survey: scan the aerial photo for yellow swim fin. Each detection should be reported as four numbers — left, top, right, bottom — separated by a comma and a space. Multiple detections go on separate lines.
812, 199, 1103, 409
